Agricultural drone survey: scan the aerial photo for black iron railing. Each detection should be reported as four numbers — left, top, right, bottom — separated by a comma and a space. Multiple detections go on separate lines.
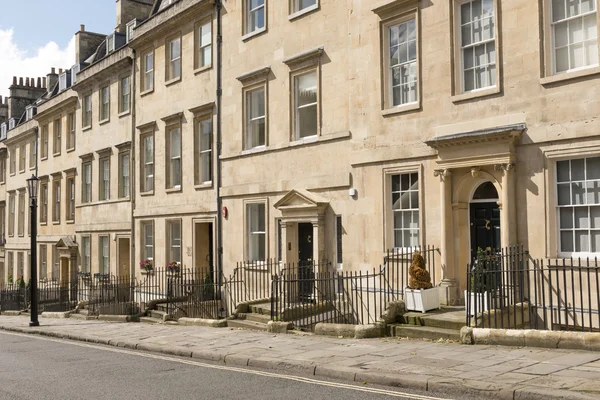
467, 246, 600, 332
270, 261, 397, 331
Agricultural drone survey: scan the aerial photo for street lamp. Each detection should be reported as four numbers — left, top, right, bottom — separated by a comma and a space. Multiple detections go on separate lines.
26, 174, 39, 327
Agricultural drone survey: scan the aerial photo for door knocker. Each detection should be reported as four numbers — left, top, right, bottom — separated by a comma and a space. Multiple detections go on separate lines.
485, 219, 491, 231
307, 235, 312, 243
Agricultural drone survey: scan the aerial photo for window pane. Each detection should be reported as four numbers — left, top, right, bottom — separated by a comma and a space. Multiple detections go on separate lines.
464, 69, 475, 91
560, 207, 574, 229
572, 158, 585, 180
558, 183, 571, 205
592, 231, 600, 252
576, 230, 590, 252
553, 0, 566, 22
561, 230, 574, 252
591, 206, 600, 228
572, 182, 586, 205
461, 2, 471, 25
567, 0, 580, 18
298, 105, 317, 138
575, 207, 589, 228
462, 24, 472, 46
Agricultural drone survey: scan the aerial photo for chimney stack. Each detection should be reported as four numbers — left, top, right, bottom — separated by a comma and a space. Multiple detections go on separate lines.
80, 24, 85, 32
37, 77, 42, 88
115, 0, 153, 34
46, 67, 59, 93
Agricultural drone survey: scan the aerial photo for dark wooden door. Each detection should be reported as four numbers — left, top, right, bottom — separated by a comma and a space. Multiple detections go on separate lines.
470, 202, 501, 262
297, 223, 314, 302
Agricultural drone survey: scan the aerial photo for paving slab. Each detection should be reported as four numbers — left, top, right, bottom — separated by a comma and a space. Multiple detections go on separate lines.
1, 315, 600, 400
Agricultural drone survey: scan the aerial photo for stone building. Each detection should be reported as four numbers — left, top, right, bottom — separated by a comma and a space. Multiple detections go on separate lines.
1, 0, 600, 306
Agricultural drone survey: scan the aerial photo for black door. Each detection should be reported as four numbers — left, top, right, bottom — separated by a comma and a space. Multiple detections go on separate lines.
297, 223, 314, 302
470, 202, 501, 262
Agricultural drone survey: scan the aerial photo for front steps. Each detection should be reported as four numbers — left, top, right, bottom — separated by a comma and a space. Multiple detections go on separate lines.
389, 306, 465, 341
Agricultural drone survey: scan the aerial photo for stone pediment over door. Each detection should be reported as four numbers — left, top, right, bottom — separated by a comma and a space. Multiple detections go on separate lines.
274, 189, 329, 216
424, 123, 525, 169
56, 236, 78, 258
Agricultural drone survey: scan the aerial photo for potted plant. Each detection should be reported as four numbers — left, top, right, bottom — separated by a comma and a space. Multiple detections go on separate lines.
139, 259, 154, 273
405, 251, 440, 313
166, 261, 181, 276
465, 247, 496, 317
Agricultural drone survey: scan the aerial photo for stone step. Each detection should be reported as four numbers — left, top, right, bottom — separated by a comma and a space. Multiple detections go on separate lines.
228, 319, 268, 331
249, 304, 272, 315
399, 308, 466, 331
70, 313, 97, 321
237, 313, 271, 323
390, 324, 461, 341
78, 309, 89, 316
150, 310, 168, 321
140, 316, 163, 324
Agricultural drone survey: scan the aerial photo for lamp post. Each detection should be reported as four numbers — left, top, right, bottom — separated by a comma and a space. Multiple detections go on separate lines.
26, 175, 39, 327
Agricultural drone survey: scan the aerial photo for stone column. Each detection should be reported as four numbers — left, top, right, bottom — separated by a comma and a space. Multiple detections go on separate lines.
312, 221, 320, 274
497, 163, 516, 247
280, 221, 288, 265
435, 169, 459, 305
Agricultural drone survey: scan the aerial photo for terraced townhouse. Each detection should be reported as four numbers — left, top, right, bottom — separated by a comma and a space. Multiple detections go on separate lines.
1, 0, 600, 308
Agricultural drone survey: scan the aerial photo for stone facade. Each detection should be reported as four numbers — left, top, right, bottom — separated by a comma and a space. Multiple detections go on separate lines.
0, 0, 599, 305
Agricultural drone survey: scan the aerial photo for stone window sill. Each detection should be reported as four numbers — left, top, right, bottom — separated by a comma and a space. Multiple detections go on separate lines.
52, 221, 61, 225
66, 220, 75, 225
66, 147, 75, 153
194, 182, 213, 190
41, 156, 48, 161
541, 66, 600, 86
166, 186, 182, 194
165, 76, 182, 87
289, 4, 319, 21
82, 125, 92, 132
194, 65, 212, 75
53, 153, 60, 158
241, 145, 267, 156
140, 88, 154, 97
140, 190, 154, 197
382, 102, 420, 117
99, 118, 110, 126
451, 86, 500, 103
242, 27, 267, 42
118, 110, 131, 118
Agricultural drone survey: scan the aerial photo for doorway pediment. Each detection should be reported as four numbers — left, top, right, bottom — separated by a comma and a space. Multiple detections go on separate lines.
274, 189, 329, 213
425, 123, 525, 169
56, 236, 78, 257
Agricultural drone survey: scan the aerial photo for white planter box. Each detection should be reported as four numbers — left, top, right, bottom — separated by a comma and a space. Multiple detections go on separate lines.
405, 287, 440, 313
464, 290, 489, 317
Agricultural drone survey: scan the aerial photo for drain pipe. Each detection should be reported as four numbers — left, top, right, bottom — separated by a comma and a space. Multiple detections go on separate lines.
216, 0, 224, 286
130, 52, 137, 280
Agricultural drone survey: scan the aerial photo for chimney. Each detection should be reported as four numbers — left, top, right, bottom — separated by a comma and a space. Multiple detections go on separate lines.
116, 0, 153, 34
47, 67, 59, 93
7, 74, 46, 120
25, 77, 30, 87
37, 77, 42, 88
75, 26, 106, 64
0, 95, 7, 124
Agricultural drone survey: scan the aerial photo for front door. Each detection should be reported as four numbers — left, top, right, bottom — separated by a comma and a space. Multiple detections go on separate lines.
470, 202, 500, 262
297, 223, 314, 301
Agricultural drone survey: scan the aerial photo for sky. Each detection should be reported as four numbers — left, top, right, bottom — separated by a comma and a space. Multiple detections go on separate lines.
0, 0, 116, 98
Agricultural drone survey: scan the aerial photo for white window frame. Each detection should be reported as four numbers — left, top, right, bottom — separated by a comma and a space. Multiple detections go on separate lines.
81, 236, 91, 274
40, 244, 47, 279
245, 202, 267, 262
142, 221, 154, 262
167, 220, 182, 264
290, 0, 318, 16
40, 182, 48, 223
106, 33, 115, 53
196, 19, 212, 70
556, 156, 600, 256
166, 125, 182, 189
119, 76, 131, 114
53, 180, 61, 223
245, 85, 267, 149
67, 112, 76, 150
383, 14, 419, 111
82, 162, 92, 203
126, 20, 137, 43
9, 148, 15, 175
19, 144, 26, 173
100, 85, 110, 122
195, 116, 212, 185
141, 133, 154, 192
142, 50, 155, 92
99, 157, 110, 201
29, 140, 36, 169
244, 0, 266, 36
83, 95, 92, 129
59, 73, 67, 91
119, 152, 130, 198
167, 35, 182, 82
385, 169, 421, 251
457, 0, 498, 93
67, 177, 75, 221
293, 69, 319, 140
550, 0, 599, 75
99, 235, 110, 275
17, 190, 24, 237
53, 118, 61, 156
41, 125, 49, 158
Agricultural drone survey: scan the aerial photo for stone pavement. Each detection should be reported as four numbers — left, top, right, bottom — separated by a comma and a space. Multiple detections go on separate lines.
1, 317, 600, 400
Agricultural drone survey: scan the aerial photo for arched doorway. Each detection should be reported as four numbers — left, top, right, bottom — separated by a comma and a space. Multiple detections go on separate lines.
469, 182, 500, 262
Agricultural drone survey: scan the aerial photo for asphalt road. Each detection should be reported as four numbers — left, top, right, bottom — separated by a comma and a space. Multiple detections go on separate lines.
0, 331, 462, 400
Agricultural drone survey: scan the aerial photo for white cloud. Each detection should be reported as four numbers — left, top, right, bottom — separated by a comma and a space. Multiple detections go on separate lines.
0, 28, 75, 99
